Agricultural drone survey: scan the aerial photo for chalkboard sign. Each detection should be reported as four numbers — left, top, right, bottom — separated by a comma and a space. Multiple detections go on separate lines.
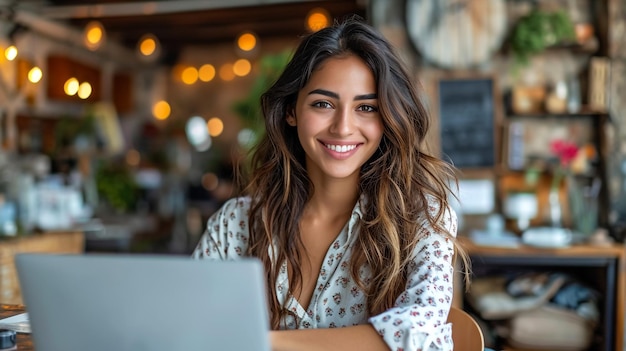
438, 78, 495, 168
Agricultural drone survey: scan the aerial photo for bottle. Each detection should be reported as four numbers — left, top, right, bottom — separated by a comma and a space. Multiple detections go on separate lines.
0, 194, 17, 237
567, 76, 581, 113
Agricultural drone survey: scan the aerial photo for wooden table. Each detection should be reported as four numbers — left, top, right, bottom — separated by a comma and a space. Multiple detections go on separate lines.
0, 304, 32, 350
0, 231, 84, 305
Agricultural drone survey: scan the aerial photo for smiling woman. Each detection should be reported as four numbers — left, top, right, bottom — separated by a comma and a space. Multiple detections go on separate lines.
192, 17, 470, 351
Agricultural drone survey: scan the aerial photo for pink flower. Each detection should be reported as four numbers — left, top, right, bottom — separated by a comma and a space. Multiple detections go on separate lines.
550, 139, 579, 168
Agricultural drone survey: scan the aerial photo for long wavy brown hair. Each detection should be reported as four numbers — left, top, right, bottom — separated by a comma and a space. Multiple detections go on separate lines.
239, 18, 469, 330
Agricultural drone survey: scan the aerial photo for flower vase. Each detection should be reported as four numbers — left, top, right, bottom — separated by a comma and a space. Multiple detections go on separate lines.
548, 185, 562, 228
567, 175, 600, 236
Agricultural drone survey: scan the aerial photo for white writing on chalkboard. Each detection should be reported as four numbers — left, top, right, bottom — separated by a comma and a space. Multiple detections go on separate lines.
438, 78, 495, 168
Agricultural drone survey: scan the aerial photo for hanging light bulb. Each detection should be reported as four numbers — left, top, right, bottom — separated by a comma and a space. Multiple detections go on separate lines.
233, 59, 251, 77
207, 117, 224, 137
77, 82, 92, 99
4, 45, 17, 61
237, 32, 257, 52
198, 64, 216, 82
137, 33, 161, 61
181, 66, 199, 85
306, 8, 330, 32
64, 77, 80, 96
84, 21, 106, 51
152, 100, 171, 120
27, 66, 43, 84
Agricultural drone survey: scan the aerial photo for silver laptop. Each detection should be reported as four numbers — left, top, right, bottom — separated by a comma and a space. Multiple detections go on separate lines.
15, 253, 270, 351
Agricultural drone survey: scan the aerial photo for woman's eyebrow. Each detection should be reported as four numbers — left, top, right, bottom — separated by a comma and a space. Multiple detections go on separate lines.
308, 89, 338, 99
308, 89, 377, 101
354, 93, 377, 101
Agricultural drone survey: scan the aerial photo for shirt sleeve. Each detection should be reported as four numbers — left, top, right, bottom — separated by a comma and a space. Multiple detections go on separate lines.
191, 197, 251, 260
368, 205, 457, 351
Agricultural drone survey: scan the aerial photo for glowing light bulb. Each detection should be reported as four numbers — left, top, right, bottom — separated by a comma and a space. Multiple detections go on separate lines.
233, 59, 251, 77
140, 37, 156, 56
5, 45, 17, 61
181, 66, 199, 85
237, 32, 257, 52
199, 64, 216, 82
77, 82, 92, 99
84, 21, 106, 50
306, 8, 330, 32
27, 66, 43, 83
64, 77, 79, 95
137, 34, 160, 61
152, 100, 171, 120
207, 117, 224, 137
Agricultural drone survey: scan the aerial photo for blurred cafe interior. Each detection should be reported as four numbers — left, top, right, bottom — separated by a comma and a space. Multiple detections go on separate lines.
0, 0, 625, 350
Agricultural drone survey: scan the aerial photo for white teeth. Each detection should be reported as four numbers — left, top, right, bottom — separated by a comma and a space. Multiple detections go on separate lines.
325, 144, 357, 153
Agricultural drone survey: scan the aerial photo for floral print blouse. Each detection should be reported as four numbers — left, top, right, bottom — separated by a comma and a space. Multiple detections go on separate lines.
192, 196, 457, 351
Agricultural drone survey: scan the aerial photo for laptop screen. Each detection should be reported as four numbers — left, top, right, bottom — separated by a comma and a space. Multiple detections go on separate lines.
16, 253, 270, 351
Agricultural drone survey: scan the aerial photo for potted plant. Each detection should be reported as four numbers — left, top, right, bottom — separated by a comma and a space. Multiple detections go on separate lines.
510, 9, 576, 66
232, 50, 292, 147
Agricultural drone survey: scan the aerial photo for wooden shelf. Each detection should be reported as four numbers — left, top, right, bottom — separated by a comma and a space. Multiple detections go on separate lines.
456, 237, 625, 351
506, 106, 610, 118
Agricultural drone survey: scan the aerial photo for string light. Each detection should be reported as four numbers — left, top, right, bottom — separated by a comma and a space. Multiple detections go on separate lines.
77, 82, 92, 99
181, 66, 199, 85
152, 100, 171, 120
27, 66, 42, 83
137, 33, 160, 61
207, 117, 224, 137
84, 21, 106, 50
233, 59, 251, 77
237, 32, 257, 52
306, 8, 330, 32
64, 78, 79, 95
4, 45, 17, 61
198, 64, 216, 82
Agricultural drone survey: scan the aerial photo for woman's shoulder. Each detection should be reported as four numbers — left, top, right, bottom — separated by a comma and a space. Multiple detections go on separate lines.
423, 194, 455, 214
215, 196, 252, 216
222, 196, 252, 207
422, 195, 457, 236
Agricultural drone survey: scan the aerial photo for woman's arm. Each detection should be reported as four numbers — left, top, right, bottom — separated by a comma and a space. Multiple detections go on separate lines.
270, 324, 390, 351
366, 205, 458, 351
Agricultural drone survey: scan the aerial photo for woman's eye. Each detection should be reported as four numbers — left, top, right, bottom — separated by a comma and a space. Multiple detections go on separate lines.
357, 105, 378, 113
312, 101, 332, 109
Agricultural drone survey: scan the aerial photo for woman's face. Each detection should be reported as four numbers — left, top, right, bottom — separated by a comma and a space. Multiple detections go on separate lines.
287, 54, 383, 183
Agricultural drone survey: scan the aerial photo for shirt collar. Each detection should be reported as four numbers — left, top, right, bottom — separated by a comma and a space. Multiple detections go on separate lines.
346, 195, 365, 241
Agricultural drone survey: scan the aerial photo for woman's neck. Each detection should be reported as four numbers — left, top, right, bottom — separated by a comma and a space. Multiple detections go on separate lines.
305, 178, 359, 223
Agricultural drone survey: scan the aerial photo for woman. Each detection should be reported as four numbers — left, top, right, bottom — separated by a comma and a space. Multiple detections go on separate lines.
193, 18, 469, 351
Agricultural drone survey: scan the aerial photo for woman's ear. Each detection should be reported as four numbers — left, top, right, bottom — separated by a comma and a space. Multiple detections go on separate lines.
286, 112, 297, 127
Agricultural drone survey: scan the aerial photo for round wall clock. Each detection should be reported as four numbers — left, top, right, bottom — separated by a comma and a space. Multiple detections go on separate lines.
406, 0, 507, 69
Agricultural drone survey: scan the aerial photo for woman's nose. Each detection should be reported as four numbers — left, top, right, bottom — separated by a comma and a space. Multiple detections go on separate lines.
329, 108, 354, 135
